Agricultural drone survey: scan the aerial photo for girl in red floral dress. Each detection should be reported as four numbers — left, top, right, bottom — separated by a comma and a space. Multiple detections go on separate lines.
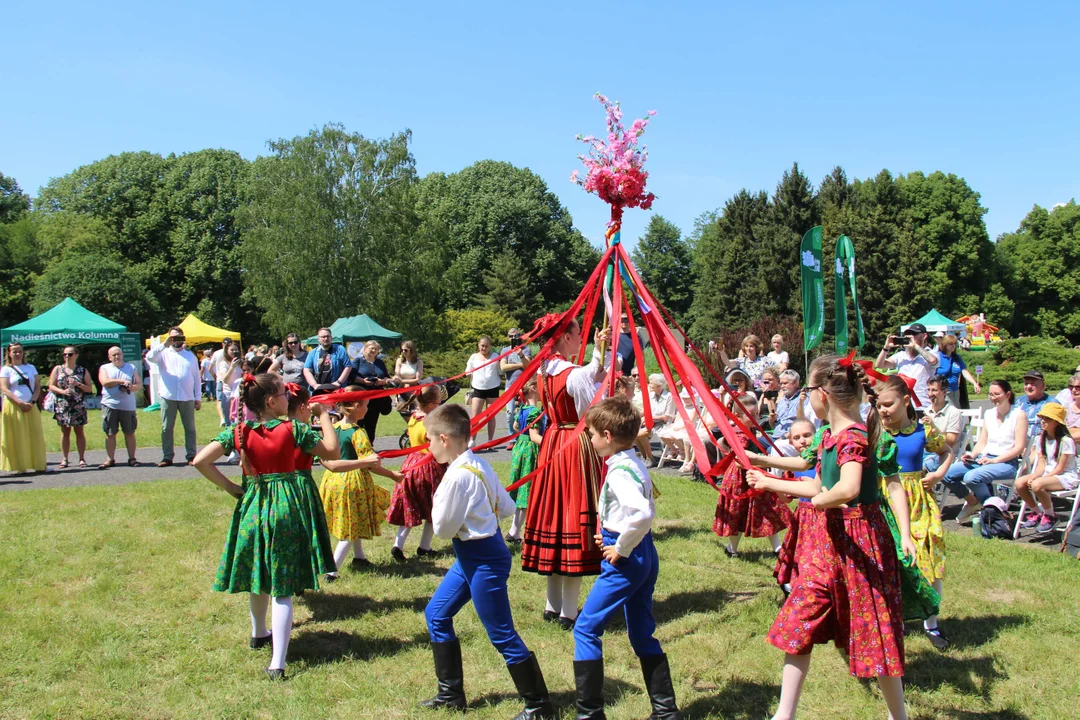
713, 392, 792, 558
747, 356, 915, 720
387, 385, 446, 561
520, 318, 612, 630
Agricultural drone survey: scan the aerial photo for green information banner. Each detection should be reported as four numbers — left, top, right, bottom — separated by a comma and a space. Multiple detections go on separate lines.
119, 333, 142, 361
834, 234, 865, 355
800, 226, 824, 352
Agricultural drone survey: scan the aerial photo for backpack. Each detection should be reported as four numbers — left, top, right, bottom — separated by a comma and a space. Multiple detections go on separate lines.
979, 504, 1013, 539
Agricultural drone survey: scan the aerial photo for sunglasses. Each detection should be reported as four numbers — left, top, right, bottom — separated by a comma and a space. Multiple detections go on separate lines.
287, 341, 299, 345
63, 352, 76, 357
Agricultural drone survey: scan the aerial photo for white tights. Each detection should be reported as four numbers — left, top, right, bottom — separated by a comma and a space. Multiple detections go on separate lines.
331, 539, 364, 573
544, 575, 583, 620
395, 523, 435, 551
725, 533, 782, 553
250, 594, 294, 671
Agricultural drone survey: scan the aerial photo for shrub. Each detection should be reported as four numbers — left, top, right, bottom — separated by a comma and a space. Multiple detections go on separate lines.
981, 337, 1080, 392
437, 308, 520, 353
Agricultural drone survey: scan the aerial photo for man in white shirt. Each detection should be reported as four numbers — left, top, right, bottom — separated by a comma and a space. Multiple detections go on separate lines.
146, 326, 202, 466
632, 374, 675, 467
875, 322, 939, 407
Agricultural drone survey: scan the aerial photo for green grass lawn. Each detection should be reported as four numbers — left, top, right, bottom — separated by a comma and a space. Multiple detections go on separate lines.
2, 467, 1078, 718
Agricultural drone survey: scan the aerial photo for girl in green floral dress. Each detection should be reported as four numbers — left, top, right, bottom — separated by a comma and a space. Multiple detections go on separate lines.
193, 373, 340, 681
506, 381, 545, 542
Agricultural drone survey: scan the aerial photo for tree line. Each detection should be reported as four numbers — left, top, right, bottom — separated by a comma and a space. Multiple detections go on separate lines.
1, 125, 1076, 350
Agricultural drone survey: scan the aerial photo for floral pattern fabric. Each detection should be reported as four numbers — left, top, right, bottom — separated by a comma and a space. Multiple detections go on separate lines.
767, 503, 905, 678
52, 366, 88, 427
319, 422, 390, 540
509, 404, 543, 510
212, 420, 336, 596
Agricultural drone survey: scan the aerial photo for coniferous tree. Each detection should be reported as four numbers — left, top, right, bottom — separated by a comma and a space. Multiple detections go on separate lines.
631, 214, 694, 324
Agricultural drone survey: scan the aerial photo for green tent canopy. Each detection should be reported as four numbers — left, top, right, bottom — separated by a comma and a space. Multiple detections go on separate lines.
303, 314, 403, 345
901, 308, 966, 336
1, 297, 138, 351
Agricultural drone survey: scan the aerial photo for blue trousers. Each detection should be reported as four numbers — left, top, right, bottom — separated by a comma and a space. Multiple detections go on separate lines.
574, 529, 663, 661
425, 534, 530, 665
942, 455, 1018, 503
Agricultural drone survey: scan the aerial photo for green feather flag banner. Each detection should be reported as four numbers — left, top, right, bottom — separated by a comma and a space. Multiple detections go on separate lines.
800, 226, 825, 352
834, 234, 865, 355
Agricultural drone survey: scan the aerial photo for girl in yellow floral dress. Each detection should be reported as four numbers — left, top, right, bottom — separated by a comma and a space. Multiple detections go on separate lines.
877, 374, 954, 650
319, 391, 401, 577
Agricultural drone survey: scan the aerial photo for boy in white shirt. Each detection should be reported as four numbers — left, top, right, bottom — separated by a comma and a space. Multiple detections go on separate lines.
574, 396, 682, 720
422, 403, 555, 719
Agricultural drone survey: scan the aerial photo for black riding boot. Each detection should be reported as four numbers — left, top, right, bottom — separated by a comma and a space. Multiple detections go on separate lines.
573, 659, 606, 720
420, 640, 467, 710
640, 653, 681, 720
507, 652, 556, 719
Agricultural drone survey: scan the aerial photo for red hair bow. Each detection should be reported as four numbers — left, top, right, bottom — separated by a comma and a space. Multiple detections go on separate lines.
525, 312, 567, 342
895, 373, 923, 407
242, 372, 257, 385
284, 382, 302, 396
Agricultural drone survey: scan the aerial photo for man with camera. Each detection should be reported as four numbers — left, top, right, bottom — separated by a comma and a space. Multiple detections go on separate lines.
500, 328, 532, 448
98, 346, 141, 468
146, 327, 202, 467
875, 322, 939, 407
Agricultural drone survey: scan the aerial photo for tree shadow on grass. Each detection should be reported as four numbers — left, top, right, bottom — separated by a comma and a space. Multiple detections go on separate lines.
0, 479, 32, 486
680, 678, 780, 720
471, 677, 638, 714
366, 561, 448, 579
652, 588, 756, 625
941, 614, 1029, 651
289, 628, 429, 666
300, 591, 429, 622
941, 710, 1029, 720
904, 652, 1004, 698
652, 523, 714, 542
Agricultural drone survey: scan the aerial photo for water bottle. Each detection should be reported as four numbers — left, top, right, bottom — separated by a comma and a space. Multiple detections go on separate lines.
971, 514, 983, 539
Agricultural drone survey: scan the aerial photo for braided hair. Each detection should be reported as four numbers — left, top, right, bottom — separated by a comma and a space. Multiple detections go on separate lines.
809, 354, 882, 451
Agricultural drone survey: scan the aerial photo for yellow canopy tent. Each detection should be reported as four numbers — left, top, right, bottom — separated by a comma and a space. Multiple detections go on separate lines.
145, 314, 241, 347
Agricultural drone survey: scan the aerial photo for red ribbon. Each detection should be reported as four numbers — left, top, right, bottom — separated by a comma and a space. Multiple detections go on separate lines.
242, 372, 257, 385
838, 349, 921, 407
284, 382, 302, 396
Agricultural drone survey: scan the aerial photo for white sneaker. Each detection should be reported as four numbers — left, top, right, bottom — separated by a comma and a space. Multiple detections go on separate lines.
956, 503, 981, 525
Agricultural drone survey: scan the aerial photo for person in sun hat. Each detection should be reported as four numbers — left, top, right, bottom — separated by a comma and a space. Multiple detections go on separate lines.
1014, 402, 1077, 534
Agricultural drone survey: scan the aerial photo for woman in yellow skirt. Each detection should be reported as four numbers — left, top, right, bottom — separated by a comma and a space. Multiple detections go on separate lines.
877, 374, 954, 650
1, 343, 46, 473
319, 392, 401, 578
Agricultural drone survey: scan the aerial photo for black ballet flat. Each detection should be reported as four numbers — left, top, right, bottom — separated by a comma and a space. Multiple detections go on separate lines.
925, 627, 950, 651
416, 547, 435, 558
250, 634, 273, 650
723, 545, 740, 559
543, 610, 558, 624
265, 668, 286, 681
558, 616, 576, 631
391, 546, 407, 563
324, 573, 339, 583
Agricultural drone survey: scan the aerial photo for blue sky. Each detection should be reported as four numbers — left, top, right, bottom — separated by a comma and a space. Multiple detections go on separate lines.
3, 1, 1077, 248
